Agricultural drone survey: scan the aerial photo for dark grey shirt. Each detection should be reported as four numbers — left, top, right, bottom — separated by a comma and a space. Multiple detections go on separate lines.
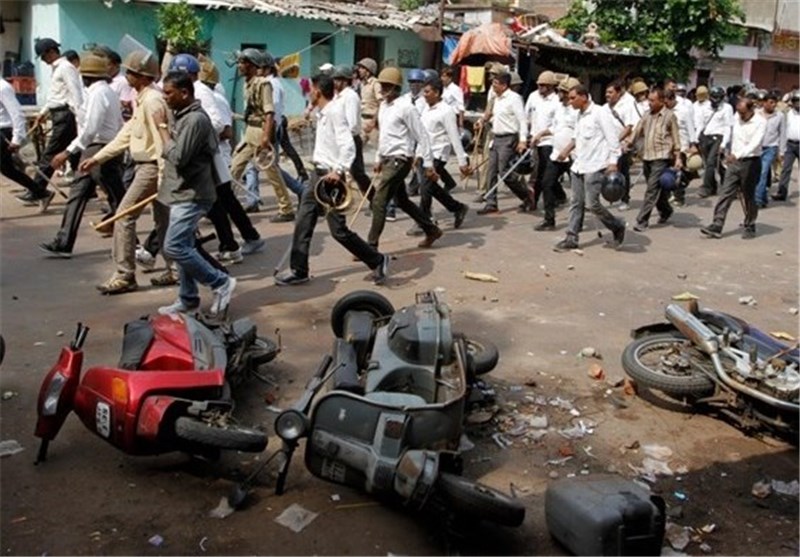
159, 100, 218, 205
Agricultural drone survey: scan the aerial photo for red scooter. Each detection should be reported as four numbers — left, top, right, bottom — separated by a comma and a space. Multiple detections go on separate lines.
34, 313, 278, 463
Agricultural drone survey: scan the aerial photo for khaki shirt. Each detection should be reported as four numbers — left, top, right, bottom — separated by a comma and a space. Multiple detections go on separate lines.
360, 77, 382, 117
244, 76, 275, 123
93, 85, 166, 165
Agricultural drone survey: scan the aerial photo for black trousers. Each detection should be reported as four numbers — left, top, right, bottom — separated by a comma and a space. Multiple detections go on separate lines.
541, 159, 570, 223
699, 133, 725, 195
712, 157, 760, 231
420, 159, 463, 218
350, 134, 371, 194
52, 144, 124, 252
33, 108, 79, 192
206, 182, 261, 252
531, 145, 553, 206
618, 152, 632, 203
290, 170, 382, 276
1, 128, 40, 193
637, 159, 673, 225
279, 116, 308, 179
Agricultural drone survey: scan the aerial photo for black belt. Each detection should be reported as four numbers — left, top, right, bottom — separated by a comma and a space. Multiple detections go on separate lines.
246, 118, 264, 127
135, 160, 158, 166
738, 156, 759, 161
361, 113, 376, 119
788, 139, 799, 144
380, 155, 410, 164
494, 133, 517, 138
50, 105, 70, 113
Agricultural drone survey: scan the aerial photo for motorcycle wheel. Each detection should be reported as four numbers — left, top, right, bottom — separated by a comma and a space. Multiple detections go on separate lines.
436, 473, 525, 527
174, 417, 268, 452
622, 332, 715, 397
330, 290, 395, 337
456, 334, 499, 376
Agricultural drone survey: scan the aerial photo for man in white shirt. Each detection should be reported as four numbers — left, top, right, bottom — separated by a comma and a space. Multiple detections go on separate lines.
773, 92, 800, 201
332, 64, 371, 195
274, 73, 387, 286
441, 67, 465, 128
417, 78, 470, 228
39, 53, 124, 257
19, 38, 84, 206
368, 67, 443, 249
474, 71, 531, 214
0, 78, 44, 201
754, 90, 784, 207
527, 70, 562, 211
697, 86, 733, 198
664, 89, 697, 206
701, 97, 766, 239
555, 84, 625, 252
602, 80, 638, 209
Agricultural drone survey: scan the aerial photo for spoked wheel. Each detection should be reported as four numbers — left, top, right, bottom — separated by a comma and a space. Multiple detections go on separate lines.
621, 333, 715, 397
174, 417, 267, 452
435, 473, 525, 527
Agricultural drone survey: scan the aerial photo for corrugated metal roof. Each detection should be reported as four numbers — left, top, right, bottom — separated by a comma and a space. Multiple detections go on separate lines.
119, 0, 439, 31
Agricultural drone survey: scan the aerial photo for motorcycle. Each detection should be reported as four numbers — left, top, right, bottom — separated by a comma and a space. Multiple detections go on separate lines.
234, 290, 525, 528
34, 313, 279, 463
622, 300, 799, 437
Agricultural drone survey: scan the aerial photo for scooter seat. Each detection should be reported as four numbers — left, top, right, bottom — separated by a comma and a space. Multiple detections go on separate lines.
364, 392, 427, 408
119, 318, 154, 370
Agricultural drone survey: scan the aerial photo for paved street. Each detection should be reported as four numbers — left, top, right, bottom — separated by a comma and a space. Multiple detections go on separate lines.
1, 157, 798, 555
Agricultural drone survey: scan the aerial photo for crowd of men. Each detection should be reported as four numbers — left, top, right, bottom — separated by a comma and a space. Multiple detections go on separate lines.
1, 39, 798, 317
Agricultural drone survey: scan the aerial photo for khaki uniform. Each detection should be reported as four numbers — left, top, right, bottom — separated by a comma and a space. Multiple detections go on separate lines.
229, 76, 293, 216
93, 84, 170, 281
360, 76, 382, 145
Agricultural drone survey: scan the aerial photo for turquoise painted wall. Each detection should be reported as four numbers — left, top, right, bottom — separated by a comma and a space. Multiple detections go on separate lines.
53, 0, 433, 116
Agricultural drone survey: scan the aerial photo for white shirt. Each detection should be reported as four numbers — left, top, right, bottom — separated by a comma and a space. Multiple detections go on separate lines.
377, 94, 434, 167
524, 89, 542, 124
40, 57, 84, 116
212, 88, 234, 164
760, 109, 784, 148
603, 100, 634, 143
442, 82, 465, 114
418, 101, 468, 166
671, 99, 696, 152
782, 109, 800, 151
402, 92, 426, 115
530, 91, 559, 147
572, 101, 621, 175
267, 75, 285, 122
491, 89, 527, 140
194, 80, 226, 135
66, 80, 122, 154
699, 102, 733, 147
617, 93, 641, 129
335, 86, 361, 136
313, 100, 355, 173
731, 112, 766, 159
110, 73, 135, 105
0, 79, 27, 145
550, 103, 578, 161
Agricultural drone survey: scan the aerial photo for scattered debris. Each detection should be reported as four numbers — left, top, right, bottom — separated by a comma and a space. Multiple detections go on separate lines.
673, 491, 687, 501
738, 295, 757, 306
491, 432, 512, 449
624, 440, 640, 450
463, 271, 499, 283
676, 273, 687, 280
558, 421, 593, 439
275, 503, 319, 533
0, 439, 24, 458
466, 410, 496, 425
529, 415, 548, 429
665, 523, 691, 551
661, 548, 689, 557
571, 249, 584, 256
578, 346, 602, 359
671, 292, 699, 301
199, 536, 208, 552
569, 408, 581, 417
2, 391, 18, 400
548, 470, 560, 479
209, 496, 236, 519
56, 330, 65, 337
10, 516, 27, 524
330, 494, 341, 502
770, 331, 796, 341
148, 534, 164, 547
699, 542, 712, 553
790, 307, 799, 316
775, 250, 784, 256
667, 505, 684, 519
34, 341, 45, 347
751, 480, 772, 499
567, 264, 575, 271
546, 456, 573, 466
587, 362, 605, 380
558, 445, 575, 457
622, 378, 637, 396
771, 479, 799, 497
699, 523, 716, 534
642, 444, 673, 460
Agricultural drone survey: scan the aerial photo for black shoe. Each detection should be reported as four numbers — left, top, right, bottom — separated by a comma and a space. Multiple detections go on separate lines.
657, 208, 673, 224
372, 254, 389, 285
244, 204, 261, 213
700, 224, 722, 238
477, 204, 499, 215
418, 227, 443, 248
274, 270, 310, 286
534, 220, 555, 231
270, 212, 295, 223
770, 193, 787, 201
697, 190, 712, 199
608, 226, 625, 249
632, 222, 649, 232
454, 204, 469, 229
39, 241, 72, 259
16, 191, 39, 206
517, 201, 535, 213
405, 224, 424, 236
39, 190, 56, 213
553, 238, 579, 252
742, 227, 756, 239
385, 210, 397, 222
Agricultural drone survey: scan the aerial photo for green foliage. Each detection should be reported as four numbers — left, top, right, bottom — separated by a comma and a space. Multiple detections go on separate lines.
398, 0, 423, 10
555, 0, 746, 79
156, 0, 204, 53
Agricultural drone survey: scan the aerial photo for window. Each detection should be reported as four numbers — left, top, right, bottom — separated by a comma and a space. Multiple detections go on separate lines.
310, 33, 333, 72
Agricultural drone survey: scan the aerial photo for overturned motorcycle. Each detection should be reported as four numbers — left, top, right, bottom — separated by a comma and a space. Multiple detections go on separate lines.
622, 300, 799, 437
233, 290, 525, 528
34, 313, 278, 462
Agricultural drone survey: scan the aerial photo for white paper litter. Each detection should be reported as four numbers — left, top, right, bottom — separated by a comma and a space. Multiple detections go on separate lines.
275, 503, 318, 533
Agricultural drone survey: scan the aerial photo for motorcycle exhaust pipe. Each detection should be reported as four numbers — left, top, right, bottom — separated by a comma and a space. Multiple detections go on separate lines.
709, 352, 800, 413
665, 304, 719, 355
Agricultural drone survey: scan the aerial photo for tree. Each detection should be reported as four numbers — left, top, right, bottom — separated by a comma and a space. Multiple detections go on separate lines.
555, 0, 746, 80
156, 0, 204, 55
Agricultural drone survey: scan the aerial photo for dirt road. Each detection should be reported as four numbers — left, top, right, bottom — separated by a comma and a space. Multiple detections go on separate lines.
1, 166, 797, 555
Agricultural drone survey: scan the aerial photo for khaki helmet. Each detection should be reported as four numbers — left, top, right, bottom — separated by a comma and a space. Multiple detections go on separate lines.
686, 153, 703, 172
696, 85, 709, 101
487, 62, 506, 75
122, 50, 159, 78
357, 57, 378, 76
198, 56, 220, 85
559, 76, 581, 92
537, 70, 559, 86
377, 66, 403, 87
630, 81, 649, 96
510, 71, 523, 87
79, 52, 110, 79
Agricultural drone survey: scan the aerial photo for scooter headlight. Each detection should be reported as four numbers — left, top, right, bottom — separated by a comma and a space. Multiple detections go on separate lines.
275, 409, 308, 442
42, 372, 67, 416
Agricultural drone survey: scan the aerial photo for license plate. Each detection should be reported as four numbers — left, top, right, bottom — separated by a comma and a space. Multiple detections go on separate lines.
96, 402, 111, 438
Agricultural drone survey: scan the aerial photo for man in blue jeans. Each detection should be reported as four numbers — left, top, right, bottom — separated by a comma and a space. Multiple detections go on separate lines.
755, 90, 784, 207
153, 70, 236, 316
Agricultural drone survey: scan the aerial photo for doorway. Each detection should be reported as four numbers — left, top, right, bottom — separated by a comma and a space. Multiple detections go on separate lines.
354, 35, 383, 66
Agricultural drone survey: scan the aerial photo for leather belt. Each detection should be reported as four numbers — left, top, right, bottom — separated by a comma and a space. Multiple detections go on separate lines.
246, 118, 264, 127
50, 105, 70, 113
380, 155, 409, 164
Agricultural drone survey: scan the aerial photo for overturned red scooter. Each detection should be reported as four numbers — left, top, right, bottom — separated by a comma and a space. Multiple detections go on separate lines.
34, 313, 278, 463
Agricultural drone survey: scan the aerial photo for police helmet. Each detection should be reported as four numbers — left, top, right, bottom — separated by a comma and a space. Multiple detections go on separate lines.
601, 172, 626, 203
407, 69, 426, 83
659, 168, 678, 192
169, 53, 201, 74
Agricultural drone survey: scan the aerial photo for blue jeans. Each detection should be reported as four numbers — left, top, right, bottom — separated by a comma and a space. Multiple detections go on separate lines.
281, 168, 305, 197
755, 145, 778, 205
244, 162, 260, 206
164, 201, 228, 306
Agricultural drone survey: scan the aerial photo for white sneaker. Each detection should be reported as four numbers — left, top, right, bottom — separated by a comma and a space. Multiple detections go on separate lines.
135, 246, 156, 271
217, 248, 244, 264
210, 277, 237, 316
158, 299, 199, 315
241, 238, 266, 256
617, 202, 630, 211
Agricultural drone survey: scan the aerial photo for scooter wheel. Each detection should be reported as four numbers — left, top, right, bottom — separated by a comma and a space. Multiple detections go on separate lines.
330, 290, 395, 337
455, 334, 499, 376
435, 472, 525, 527
174, 417, 267, 452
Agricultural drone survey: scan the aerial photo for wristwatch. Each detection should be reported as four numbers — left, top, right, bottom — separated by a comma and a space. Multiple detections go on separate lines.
157, 123, 168, 130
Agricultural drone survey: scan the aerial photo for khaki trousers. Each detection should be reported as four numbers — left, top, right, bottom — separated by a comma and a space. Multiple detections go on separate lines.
230, 125, 294, 216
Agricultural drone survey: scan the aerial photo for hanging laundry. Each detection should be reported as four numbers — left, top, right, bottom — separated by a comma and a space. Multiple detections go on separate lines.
465, 66, 486, 93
